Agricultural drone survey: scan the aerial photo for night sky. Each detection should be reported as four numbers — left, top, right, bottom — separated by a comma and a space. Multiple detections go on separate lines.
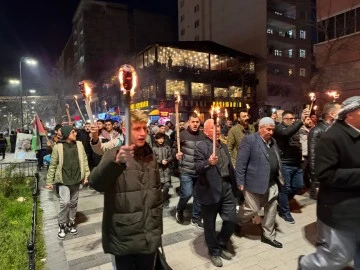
0, 0, 80, 81
0, 0, 176, 90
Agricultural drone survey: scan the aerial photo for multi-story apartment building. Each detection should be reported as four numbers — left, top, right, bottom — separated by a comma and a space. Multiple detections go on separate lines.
178, 0, 313, 111
314, 0, 360, 104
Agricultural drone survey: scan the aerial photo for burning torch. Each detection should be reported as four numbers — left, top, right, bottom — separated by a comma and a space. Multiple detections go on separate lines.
308, 92, 316, 113
174, 91, 181, 153
102, 100, 108, 113
210, 105, 220, 156
65, 104, 72, 124
118, 64, 137, 146
79, 81, 95, 125
73, 95, 86, 123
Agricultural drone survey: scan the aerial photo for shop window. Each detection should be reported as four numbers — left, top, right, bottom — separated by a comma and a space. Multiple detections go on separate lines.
229, 86, 242, 98
166, 80, 186, 98
214, 87, 229, 98
191, 82, 211, 97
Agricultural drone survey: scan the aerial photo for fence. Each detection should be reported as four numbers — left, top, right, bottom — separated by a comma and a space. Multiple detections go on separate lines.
28, 172, 39, 270
0, 161, 37, 179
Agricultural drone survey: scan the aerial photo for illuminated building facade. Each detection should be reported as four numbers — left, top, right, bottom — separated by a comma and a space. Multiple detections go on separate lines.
130, 41, 257, 122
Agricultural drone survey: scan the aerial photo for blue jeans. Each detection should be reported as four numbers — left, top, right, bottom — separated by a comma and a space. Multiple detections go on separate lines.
176, 174, 201, 221
278, 164, 304, 217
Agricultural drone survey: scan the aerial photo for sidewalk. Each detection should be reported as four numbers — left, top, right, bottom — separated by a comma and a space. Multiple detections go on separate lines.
39, 172, 319, 270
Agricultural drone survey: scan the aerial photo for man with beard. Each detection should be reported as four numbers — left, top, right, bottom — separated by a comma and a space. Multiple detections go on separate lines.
77, 122, 94, 171
227, 109, 255, 166
89, 110, 162, 269
174, 113, 206, 229
91, 119, 123, 155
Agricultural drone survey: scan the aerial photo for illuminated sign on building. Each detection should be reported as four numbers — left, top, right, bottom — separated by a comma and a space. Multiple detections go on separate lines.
159, 111, 169, 117
212, 101, 243, 108
130, 100, 149, 110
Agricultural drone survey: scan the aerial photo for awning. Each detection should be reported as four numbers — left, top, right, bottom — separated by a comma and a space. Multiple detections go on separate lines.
148, 109, 159, 116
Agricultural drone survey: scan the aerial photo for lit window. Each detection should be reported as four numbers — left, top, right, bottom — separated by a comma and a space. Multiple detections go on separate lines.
275, 11, 283, 16
288, 49, 293, 58
166, 80, 186, 97
299, 68, 306, 77
195, 20, 200, 28
287, 30, 293, 38
267, 28, 273, 34
300, 30, 306, 39
191, 82, 211, 97
299, 49, 306, 58
274, 50, 282, 56
214, 87, 229, 98
288, 68, 293, 76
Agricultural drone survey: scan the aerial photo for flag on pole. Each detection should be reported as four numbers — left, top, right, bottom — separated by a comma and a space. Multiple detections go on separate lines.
31, 114, 46, 151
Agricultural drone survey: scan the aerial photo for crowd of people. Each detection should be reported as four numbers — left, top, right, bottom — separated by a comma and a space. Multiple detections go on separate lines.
42, 96, 360, 269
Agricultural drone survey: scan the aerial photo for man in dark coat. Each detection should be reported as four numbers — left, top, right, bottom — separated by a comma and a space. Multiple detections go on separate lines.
298, 96, 360, 269
194, 119, 237, 267
89, 110, 162, 270
10, 131, 16, 153
236, 117, 284, 249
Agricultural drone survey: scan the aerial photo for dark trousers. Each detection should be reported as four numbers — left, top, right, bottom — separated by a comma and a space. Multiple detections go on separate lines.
301, 157, 311, 188
201, 182, 236, 256
114, 253, 156, 270
37, 149, 48, 169
0, 147, 5, 159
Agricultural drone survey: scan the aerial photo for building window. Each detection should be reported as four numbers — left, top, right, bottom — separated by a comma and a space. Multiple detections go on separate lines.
288, 68, 293, 76
345, 9, 355, 35
111, 96, 117, 105
195, 35, 199, 41
194, 20, 200, 28
181, 28, 185, 36
300, 30, 306, 39
180, 14, 185, 22
336, 13, 345, 37
214, 87, 229, 98
274, 50, 282, 56
229, 86, 243, 98
180, 0, 184, 8
194, 4, 199, 13
191, 82, 211, 97
287, 30, 294, 38
79, 55, 84, 63
288, 49, 293, 58
267, 28, 273, 34
299, 68, 306, 77
299, 49, 306, 58
166, 80, 186, 98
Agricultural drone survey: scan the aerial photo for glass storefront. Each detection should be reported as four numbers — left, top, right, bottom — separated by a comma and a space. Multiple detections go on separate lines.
214, 87, 229, 98
229, 86, 243, 98
166, 80, 186, 97
191, 82, 211, 97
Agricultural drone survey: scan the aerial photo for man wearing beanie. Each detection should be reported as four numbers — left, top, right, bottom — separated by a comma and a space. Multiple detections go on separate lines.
298, 96, 360, 269
45, 125, 90, 240
235, 117, 284, 248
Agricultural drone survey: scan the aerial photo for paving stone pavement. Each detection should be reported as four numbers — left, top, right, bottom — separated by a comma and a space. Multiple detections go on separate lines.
39, 172, 322, 270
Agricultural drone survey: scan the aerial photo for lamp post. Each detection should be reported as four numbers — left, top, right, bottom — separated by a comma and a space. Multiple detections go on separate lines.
19, 57, 37, 128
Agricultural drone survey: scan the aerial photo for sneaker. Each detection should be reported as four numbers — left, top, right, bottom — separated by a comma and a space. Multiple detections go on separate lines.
58, 223, 66, 240
175, 211, 184, 224
279, 213, 295, 224
210, 256, 223, 267
192, 219, 204, 230
220, 249, 232, 260
297, 255, 304, 270
67, 221, 78, 235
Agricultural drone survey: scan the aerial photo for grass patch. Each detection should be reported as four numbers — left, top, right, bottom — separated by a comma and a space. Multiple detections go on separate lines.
0, 173, 46, 270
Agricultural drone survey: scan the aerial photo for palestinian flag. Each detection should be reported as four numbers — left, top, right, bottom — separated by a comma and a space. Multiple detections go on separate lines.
31, 114, 46, 151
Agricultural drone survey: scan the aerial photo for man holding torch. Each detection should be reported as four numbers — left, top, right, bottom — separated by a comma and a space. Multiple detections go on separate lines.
89, 109, 163, 269
194, 119, 237, 267
174, 112, 206, 229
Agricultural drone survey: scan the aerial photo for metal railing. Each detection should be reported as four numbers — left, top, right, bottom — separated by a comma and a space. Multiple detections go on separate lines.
28, 172, 39, 270
0, 161, 37, 179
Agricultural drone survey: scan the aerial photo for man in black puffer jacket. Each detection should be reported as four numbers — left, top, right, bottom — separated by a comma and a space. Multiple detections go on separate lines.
307, 102, 341, 199
174, 112, 206, 229
274, 109, 309, 224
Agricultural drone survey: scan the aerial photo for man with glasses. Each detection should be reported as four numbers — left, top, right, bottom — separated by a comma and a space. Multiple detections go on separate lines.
274, 109, 309, 224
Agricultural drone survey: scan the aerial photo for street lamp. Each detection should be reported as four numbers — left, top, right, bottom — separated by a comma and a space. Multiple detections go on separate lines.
28, 89, 36, 94
19, 57, 37, 128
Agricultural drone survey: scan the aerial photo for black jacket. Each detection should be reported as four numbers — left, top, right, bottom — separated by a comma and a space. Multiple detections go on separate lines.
152, 143, 173, 183
77, 129, 92, 155
173, 128, 206, 175
308, 120, 330, 184
274, 120, 303, 165
194, 138, 237, 205
315, 120, 360, 230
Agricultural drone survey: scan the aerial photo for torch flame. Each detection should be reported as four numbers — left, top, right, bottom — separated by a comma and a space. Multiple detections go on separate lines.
118, 64, 137, 97
309, 92, 316, 101
225, 109, 228, 118
174, 91, 181, 103
210, 105, 221, 118
194, 110, 199, 117
84, 82, 92, 99
73, 95, 78, 100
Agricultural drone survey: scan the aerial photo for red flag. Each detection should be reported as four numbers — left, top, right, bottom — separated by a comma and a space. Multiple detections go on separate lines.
34, 114, 46, 136
74, 115, 81, 121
